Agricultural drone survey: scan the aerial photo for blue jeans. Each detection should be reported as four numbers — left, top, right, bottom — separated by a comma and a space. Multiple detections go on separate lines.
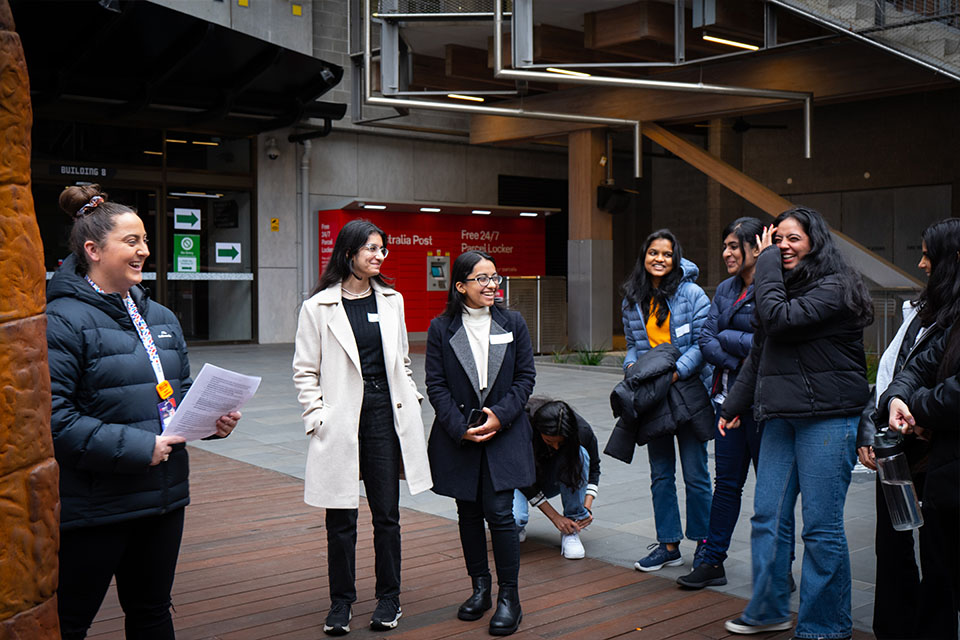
646, 422, 712, 544
512, 446, 590, 528
702, 410, 797, 566
742, 416, 857, 639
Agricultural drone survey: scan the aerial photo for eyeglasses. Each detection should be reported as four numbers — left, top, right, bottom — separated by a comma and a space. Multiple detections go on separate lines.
463, 274, 502, 286
361, 243, 389, 258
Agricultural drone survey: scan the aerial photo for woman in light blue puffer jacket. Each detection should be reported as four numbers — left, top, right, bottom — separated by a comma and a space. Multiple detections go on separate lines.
620, 228, 713, 573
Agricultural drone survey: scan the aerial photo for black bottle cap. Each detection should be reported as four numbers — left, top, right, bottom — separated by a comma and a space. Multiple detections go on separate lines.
873, 428, 904, 458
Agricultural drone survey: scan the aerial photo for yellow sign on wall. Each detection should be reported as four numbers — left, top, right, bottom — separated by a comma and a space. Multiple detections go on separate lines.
270, 218, 279, 232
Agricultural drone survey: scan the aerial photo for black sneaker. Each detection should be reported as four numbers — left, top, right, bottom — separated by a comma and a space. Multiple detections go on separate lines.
323, 601, 352, 636
676, 562, 727, 589
370, 597, 402, 631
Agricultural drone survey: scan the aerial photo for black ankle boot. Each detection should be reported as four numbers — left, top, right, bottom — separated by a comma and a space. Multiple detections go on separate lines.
457, 575, 492, 621
488, 585, 522, 636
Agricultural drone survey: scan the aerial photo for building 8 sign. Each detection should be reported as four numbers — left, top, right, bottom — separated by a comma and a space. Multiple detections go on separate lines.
318, 209, 545, 332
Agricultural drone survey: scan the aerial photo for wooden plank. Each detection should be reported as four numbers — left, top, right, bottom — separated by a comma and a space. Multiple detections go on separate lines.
642, 121, 793, 216
87, 448, 859, 640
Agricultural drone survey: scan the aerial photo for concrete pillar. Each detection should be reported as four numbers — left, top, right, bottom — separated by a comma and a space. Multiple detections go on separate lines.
567, 129, 613, 350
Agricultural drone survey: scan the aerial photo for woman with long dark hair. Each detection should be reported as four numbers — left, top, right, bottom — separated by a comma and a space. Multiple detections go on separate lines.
48, 185, 240, 639
680, 217, 790, 589
620, 229, 713, 572
878, 217, 960, 640
856, 217, 960, 639
425, 250, 536, 636
720, 207, 873, 638
513, 397, 601, 560
293, 218, 432, 635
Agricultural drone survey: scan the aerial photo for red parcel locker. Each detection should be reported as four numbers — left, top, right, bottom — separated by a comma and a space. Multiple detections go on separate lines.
318, 209, 545, 332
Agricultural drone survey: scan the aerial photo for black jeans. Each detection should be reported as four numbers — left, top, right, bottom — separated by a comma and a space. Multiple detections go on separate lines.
872, 471, 927, 639
58, 508, 185, 640
916, 461, 959, 640
326, 376, 401, 603
455, 448, 520, 588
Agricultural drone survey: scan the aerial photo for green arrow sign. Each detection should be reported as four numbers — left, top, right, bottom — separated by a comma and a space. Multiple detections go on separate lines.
176, 211, 198, 226
173, 207, 201, 230
215, 242, 242, 264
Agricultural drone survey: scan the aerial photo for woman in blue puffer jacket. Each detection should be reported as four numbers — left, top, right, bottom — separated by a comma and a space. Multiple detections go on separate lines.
621, 228, 713, 572
680, 217, 795, 589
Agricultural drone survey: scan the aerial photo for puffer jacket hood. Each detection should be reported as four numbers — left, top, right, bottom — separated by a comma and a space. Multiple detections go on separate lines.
47, 253, 193, 529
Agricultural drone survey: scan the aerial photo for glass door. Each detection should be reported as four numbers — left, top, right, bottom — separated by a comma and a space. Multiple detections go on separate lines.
163, 188, 254, 342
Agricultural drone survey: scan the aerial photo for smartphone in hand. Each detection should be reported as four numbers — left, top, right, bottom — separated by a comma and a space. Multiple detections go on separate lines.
467, 408, 486, 428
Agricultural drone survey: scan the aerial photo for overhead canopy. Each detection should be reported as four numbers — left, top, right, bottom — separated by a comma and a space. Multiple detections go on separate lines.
11, 0, 346, 135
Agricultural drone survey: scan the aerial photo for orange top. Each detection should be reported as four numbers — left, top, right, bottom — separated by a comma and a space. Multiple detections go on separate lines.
646, 302, 671, 348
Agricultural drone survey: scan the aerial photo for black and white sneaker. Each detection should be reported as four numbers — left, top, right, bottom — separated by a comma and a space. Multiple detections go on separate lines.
370, 597, 402, 631
323, 601, 352, 636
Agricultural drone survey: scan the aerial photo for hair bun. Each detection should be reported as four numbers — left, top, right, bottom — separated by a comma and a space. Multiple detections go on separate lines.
59, 184, 108, 220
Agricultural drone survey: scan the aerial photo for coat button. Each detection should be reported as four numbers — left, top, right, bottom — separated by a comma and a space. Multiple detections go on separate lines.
396, 402, 402, 409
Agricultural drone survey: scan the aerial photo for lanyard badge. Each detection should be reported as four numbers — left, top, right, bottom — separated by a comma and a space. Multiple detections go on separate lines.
85, 276, 178, 430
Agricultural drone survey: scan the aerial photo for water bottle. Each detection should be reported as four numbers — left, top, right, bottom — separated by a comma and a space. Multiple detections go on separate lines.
873, 429, 924, 531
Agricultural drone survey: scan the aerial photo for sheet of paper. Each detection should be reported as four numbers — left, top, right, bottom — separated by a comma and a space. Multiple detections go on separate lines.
162, 363, 261, 441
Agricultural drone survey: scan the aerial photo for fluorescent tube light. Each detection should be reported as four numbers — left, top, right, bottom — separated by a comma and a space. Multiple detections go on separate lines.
702, 34, 759, 51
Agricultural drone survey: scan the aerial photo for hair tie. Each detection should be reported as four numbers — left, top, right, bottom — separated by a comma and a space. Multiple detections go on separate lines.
75, 195, 104, 219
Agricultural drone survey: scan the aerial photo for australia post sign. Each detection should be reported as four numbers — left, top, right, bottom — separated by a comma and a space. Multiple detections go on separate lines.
318, 209, 545, 332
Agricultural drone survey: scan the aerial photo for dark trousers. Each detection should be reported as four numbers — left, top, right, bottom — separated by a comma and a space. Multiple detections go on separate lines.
455, 449, 520, 588
326, 376, 401, 604
701, 411, 763, 565
58, 508, 185, 640
872, 471, 927, 639
916, 461, 960, 640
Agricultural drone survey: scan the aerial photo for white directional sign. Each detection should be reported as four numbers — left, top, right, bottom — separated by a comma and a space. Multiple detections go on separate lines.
174, 207, 201, 230
215, 242, 242, 263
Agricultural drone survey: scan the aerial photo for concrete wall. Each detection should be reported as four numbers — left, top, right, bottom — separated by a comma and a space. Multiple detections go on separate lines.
147, 0, 313, 56
256, 129, 566, 343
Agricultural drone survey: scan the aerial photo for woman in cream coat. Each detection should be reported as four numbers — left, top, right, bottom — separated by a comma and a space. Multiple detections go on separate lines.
293, 219, 431, 636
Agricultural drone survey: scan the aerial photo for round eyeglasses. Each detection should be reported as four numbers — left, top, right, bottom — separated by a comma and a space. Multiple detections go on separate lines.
361, 243, 389, 258
463, 274, 502, 286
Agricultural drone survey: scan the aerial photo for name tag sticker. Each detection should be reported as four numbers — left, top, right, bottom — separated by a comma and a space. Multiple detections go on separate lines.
490, 332, 514, 345
367, 313, 380, 323
675, 323, 691, 337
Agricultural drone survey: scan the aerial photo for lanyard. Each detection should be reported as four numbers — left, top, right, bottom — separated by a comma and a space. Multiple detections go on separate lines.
85, 276, 172, 400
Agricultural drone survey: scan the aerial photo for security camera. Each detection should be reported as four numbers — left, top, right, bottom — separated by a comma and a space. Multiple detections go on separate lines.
265, 137, 280, 160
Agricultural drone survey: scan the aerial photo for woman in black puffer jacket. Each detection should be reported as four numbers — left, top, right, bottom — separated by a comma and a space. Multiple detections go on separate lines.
719, 207, 873, 639
47, 185, 240, 640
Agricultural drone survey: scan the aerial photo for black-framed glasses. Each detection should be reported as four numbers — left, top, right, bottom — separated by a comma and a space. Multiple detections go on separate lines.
463, 274, 502, 286
361, 243, 389, 258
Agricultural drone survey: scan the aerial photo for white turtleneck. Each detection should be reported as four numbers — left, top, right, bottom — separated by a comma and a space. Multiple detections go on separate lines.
462, 305, 492, 390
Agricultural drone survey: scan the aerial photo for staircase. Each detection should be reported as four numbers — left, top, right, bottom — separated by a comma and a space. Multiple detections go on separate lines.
771, 0, 960, 80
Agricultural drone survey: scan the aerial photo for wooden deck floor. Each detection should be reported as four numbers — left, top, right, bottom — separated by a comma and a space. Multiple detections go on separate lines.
88, 448, 873, 640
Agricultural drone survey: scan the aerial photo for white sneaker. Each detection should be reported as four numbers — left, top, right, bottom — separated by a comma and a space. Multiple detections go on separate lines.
517, 526, 526, 543
561, 532, 585, 559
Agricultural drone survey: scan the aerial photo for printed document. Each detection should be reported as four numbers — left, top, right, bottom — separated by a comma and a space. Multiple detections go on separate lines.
162, 363, 261, 441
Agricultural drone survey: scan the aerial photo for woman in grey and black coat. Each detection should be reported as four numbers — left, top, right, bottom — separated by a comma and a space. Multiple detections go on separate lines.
425, 250, 536, 636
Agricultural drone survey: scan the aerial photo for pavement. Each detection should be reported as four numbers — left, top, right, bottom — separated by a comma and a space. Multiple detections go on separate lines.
188, 342, 883, 632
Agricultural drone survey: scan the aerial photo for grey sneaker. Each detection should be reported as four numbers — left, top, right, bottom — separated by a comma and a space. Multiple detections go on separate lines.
724, 617, 792, 634
323, 601, 352, 636
370, 597, 402, 631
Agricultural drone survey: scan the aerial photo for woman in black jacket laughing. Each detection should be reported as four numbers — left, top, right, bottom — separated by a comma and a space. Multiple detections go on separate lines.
47, 185, 240, 639
719, 207, 873, 639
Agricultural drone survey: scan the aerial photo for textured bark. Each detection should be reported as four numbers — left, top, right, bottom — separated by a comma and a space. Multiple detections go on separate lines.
0, 1, 59, 636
